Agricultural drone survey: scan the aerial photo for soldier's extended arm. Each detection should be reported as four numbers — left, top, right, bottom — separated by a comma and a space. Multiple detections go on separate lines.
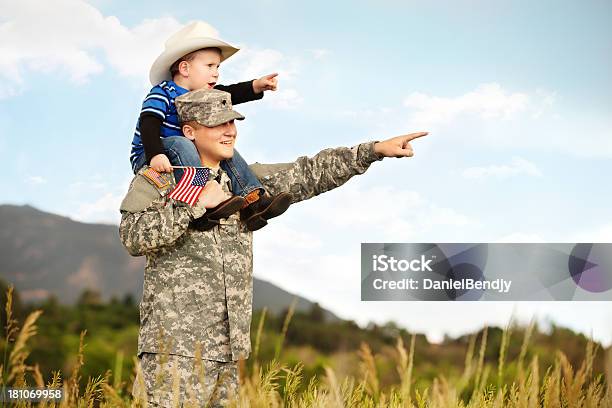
250, 141, 383, 204
118, 174, 206, 256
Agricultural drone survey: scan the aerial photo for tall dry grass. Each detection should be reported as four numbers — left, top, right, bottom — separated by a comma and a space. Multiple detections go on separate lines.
1, 285, 611, 407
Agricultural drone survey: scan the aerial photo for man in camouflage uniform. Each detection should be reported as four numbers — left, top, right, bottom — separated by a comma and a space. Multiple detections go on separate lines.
119, 88, 428, 407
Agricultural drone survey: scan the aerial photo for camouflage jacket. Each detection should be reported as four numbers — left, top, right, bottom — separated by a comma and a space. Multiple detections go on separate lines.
118, 142, 383, 361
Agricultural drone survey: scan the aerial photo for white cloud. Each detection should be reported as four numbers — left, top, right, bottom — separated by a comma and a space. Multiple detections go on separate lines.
256, 223, 322, 252
265, 88, 303, 109
407, 84, 612, 158
66, 174, 132, 224
0, 0, 305, 107
225, 48, 300, 82
534, 116, 612, 158
572, 223, 612, 243
343, 83, 611, 158
254, 238, 357, 317
471, 222, 612, 244
531, 89, 556, 118
299, 183, 471, 242
72, 191, 124, 224
403, 83, 546, 129
101, 17, 187, 79
222, 47, 303, 109
0, 0, 183, 93
25, 175, 47, 185
0, 83, 19, 99
487, 223, 612, 244
462, 157, 543, 180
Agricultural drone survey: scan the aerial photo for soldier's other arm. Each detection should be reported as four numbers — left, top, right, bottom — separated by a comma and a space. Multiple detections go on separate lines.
250, 141, 383, 204
118, 174, 206, 256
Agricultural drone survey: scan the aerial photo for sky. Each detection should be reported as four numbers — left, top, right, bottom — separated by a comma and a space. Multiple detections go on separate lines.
1, 0, 611, 345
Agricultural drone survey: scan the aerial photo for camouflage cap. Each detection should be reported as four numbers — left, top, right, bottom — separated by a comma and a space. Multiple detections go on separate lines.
175, 89, 245, 127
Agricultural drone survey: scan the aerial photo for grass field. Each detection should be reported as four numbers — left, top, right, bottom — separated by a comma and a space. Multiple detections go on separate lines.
2, 286, 611, 407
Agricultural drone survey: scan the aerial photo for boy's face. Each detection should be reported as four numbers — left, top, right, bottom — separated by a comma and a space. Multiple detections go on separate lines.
184, 49, 222, 91
183, 120, 237, 164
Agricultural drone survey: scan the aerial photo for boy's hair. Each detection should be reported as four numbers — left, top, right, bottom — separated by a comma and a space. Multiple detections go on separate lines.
170, 47, 223, 78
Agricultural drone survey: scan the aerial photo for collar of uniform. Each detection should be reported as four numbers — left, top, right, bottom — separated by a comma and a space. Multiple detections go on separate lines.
208, 167, 231, 190
208, 167, 221, 180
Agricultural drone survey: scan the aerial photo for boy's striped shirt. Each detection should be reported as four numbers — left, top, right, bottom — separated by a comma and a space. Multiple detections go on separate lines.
130, 80, 189, 171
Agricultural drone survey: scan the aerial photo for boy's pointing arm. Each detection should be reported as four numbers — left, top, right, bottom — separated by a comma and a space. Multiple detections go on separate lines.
215, 73, 278, 105
214, 80, 263, 105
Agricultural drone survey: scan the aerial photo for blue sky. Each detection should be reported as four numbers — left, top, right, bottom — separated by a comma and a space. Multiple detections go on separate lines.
1, 0, 611, 345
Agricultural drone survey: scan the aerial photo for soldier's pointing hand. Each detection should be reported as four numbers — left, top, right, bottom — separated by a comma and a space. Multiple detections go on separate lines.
374, 132, 429, 158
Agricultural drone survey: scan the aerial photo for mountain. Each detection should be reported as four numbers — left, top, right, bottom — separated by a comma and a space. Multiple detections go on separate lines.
0, 204, 338, 321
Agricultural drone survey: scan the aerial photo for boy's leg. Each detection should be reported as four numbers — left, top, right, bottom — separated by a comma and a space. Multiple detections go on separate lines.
220, 149, 264, 200
161, 136, 202, 182
221, 149, 293, 231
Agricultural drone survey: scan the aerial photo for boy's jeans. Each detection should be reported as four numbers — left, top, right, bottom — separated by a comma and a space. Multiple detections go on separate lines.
132, 136, 264, 197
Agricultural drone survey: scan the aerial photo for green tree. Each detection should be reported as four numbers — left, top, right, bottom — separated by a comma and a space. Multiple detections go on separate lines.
308, 302, 325, 323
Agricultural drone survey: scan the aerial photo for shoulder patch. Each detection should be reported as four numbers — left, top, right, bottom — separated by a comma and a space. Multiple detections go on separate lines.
143, 167, 171, 189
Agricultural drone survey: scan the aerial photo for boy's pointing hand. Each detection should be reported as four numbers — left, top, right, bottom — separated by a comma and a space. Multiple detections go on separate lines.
253, 73, 279, 93
373, 132, 429, 158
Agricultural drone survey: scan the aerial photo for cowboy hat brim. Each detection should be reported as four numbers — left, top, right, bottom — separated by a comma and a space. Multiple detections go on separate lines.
149, 37, 239, 86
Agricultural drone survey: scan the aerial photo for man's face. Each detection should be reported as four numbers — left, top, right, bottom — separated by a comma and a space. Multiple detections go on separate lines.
185, 49, 221, 91
185, 120, 237, 164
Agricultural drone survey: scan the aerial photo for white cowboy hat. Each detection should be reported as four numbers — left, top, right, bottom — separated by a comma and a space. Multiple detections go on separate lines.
149, 21, 239, 86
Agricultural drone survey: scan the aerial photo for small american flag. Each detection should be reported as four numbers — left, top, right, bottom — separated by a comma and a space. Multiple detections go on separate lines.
168, 167, 210, 206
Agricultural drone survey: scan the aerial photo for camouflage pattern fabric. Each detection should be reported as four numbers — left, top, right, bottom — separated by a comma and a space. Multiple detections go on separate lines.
175, 89, 245, 127
132, 352, 238, 407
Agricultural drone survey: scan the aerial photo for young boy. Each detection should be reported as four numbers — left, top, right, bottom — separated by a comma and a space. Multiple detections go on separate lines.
130, 21, 291, 231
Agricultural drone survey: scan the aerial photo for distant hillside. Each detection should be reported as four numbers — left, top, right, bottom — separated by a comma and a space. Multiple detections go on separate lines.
0, 204, 338, 321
